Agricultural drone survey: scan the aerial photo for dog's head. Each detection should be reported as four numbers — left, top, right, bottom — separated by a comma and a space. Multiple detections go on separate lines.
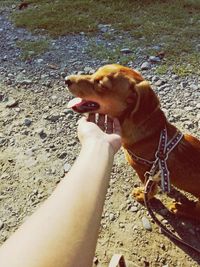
66, 64, 160, 121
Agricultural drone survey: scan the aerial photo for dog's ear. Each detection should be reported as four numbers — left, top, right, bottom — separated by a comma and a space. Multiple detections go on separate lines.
94, 76, 112, 91
99, 76, 112, 89
125, 78, 138, 104
130, 81, 160, 120
120, 68, 144, 83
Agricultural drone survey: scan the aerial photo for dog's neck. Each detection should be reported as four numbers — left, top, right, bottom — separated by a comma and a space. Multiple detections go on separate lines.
120, 106, 166, 145
120, 106, 177, 160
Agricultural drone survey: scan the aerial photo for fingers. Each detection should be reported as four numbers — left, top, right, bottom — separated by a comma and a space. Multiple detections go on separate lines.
106, 116, 113, 134
87, 113, 95, 123
78, 113, 121, 135
78, 116, 87, 126
113, 118, 121, 136
97, 114, 105, 131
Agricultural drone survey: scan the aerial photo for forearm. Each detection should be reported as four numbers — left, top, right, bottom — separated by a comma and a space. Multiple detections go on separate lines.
0, 140, 114, 267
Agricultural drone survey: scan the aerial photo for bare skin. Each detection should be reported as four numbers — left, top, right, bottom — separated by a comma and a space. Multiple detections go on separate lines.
0, 114, 121, 267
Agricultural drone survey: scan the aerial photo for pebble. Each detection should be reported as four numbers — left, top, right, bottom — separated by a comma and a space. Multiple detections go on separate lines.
58, 152, 67, 159
24, 118, 32, 126
83, 66, 95, 74
155, 80, 165, 86
130, 206, 138, 212
5, 98, 18, 108
35, 128, 47, 139
109, 213, 116, 221
120, 48, 133, 54
93, 257, 98, 265
141, 216, 152, 231
196, 103, 200, 109
149, 56, 161, 63
37, 58, 44, 63
19, 79, 33, 85
47, 113, 60, 122
141, 62, 151, 70
0, 220, 4, 230
190, 84, 198, 90
0, 11, 199, 267
63, 162, 71, 173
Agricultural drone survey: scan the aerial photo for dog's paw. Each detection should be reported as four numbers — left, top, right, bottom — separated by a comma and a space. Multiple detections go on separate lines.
169, 202, 192, 216
132, 187, 145, 203
168, 202, 181, 215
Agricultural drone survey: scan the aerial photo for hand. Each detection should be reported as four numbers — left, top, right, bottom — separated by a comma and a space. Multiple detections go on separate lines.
78, 114, 122, 154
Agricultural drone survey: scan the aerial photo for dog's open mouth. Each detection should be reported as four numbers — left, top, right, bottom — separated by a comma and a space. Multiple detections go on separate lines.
67, 97, 100, 113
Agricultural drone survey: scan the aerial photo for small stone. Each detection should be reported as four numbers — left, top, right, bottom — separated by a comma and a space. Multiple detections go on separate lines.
120, 48, 133, 54
196, 44, 200, 52
180, 81, 188, 88
141, 216, 152, 231
190, 84, 198, 90
196, 103, 200, 109
109, 213, 116, 221
152, 76, 160, 82
19, 79, 33, 85
130, 206, 138, 212
93, 257, 98, 265
155, 80, 165, 86
35, 128, 47, 139
160, 243, 166, 250
5, 98, 18, 108
0, 220, 4, 230
2, 55, 7, 61
196, 113, 200, 120
149, 56, 161, 63
83, 67, 95, 74
0, 94, 4, 101
141, 62, 151, 70
24, 118, 32, 126
184, 106, 193, 111
159, 209, 168, 216
47, 113, 60, 122
119, 222, 125, 228
58, 152, 68, 159
63, 162, 71, 173
37, 58, 44, 63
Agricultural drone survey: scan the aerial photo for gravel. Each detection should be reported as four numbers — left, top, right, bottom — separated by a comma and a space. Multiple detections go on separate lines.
0, 7, 199, 267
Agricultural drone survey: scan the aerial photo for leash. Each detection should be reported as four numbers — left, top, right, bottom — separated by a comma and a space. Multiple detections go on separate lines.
128, 127, 200, 254
144, 179, 200, 254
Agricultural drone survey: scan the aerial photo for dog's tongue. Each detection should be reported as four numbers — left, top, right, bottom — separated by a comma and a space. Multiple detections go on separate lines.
67, 98, 83, 109
67, 97, 100, 113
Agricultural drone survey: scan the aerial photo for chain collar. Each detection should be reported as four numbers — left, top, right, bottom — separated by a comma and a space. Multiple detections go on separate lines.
127, 127, 183, 193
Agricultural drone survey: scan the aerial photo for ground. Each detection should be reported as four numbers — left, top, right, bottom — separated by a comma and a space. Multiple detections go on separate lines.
0, 3, 200, 267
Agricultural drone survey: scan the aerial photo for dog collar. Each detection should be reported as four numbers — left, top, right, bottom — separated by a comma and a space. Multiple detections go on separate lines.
127, 127, 183, 193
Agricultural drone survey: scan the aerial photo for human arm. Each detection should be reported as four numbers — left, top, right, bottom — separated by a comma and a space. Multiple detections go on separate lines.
0, 114, 121, 267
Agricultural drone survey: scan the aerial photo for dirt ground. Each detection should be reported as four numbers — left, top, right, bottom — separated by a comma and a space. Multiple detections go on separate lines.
0, 79, 200, 267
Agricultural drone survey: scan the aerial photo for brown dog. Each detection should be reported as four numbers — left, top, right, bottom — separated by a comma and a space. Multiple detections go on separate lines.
66, 64, 200, 221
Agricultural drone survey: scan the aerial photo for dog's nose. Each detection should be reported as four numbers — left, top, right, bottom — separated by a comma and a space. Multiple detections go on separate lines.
65, 77, 73, 87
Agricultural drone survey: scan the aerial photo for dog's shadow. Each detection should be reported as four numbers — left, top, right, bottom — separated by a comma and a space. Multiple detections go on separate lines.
147, 187, 200, 264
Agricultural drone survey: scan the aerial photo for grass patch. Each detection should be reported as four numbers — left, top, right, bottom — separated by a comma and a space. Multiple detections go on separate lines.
7, 0, 200, 74
87, 40, 135, 65
16, 39, 50, 60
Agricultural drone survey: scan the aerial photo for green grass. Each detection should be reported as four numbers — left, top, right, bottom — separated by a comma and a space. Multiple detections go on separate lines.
87, 40, 136, 65
6, 0, 200, 74
16, 40, 50, 60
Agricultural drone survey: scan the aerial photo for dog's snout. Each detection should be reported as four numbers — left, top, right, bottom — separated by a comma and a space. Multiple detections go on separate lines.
65, 77, 73, 87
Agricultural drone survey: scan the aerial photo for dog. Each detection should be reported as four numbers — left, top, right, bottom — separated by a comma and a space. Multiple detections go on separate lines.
65, 64, 200, 221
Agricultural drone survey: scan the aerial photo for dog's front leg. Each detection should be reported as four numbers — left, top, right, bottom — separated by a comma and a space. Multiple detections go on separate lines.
132, 175, 158, 203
